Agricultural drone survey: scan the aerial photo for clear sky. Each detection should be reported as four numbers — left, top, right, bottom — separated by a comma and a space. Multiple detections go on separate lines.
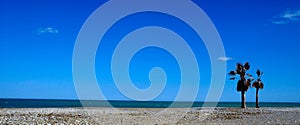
0, 0, 299, 102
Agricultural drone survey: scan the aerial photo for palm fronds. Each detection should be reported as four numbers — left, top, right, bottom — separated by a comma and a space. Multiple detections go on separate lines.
229, 71, 236, 76
231, 62, 253, 92
256, 69, 261, 76
252, 80, 264, 89
244, 62, 250, 70
259, 82, 264, 89
236, 63, 243, 71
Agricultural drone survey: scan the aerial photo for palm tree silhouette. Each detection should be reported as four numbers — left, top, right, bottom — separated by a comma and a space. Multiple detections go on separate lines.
252, 69, 264, 108
229, 62, 254, 108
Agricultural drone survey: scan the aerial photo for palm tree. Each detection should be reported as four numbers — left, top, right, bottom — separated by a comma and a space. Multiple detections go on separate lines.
229, 62, 254, 108
252, 69, 264, 108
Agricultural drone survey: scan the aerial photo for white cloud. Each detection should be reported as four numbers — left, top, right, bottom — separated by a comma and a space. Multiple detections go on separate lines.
36, 27, 59, 35
217, 57, 233, 62
272, 20, 288, 24
282, 10, 300, 20
273, 9, 300, 24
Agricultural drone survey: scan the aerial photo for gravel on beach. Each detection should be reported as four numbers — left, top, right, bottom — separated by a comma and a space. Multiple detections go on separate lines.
0, 107, 299, 124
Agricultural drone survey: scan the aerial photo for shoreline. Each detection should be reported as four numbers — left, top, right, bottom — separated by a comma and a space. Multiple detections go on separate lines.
1, 99, 299, 108
1, 107, 299, 124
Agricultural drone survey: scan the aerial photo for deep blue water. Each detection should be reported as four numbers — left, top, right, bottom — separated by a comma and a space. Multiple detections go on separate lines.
0, 99, 299, 108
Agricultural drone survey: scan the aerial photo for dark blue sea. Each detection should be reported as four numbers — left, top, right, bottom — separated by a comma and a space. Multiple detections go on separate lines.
0, 99, 299, 108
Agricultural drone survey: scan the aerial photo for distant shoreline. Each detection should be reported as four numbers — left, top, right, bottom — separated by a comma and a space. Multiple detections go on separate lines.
0, 99, 299, 108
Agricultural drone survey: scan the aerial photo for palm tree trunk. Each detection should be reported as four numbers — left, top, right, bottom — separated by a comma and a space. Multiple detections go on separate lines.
241, 91, 246, 108
256, 88, 259, 108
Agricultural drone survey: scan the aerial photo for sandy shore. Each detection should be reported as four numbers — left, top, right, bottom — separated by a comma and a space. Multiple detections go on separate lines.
0, 107, 299, 124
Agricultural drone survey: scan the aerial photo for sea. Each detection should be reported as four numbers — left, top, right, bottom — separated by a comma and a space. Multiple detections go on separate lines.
0, 99, 299, 108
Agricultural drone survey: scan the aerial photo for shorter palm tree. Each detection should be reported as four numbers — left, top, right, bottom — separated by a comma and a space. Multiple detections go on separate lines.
252, 69, 264, 108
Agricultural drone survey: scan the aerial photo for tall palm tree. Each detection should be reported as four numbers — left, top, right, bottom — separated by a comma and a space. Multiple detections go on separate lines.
252, 69, 264, 108
229, 62, 254, 108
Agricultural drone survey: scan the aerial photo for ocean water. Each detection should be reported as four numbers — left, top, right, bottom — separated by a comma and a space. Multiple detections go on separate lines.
0, 99, 299, 108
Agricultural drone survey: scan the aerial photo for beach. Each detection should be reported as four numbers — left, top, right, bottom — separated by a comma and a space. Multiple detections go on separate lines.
1, 107, 299, 124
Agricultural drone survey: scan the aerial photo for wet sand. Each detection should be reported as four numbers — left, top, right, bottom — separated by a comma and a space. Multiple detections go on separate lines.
1, 107, 299, 124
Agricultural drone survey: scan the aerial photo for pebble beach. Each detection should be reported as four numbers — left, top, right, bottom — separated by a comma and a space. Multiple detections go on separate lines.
1, 107, 299, 124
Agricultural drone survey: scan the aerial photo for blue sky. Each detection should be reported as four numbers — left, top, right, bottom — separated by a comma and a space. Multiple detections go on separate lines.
0, 0, 300, 102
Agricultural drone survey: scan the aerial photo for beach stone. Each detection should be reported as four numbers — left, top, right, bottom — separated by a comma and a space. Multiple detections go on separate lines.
0, 107, 300, 124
